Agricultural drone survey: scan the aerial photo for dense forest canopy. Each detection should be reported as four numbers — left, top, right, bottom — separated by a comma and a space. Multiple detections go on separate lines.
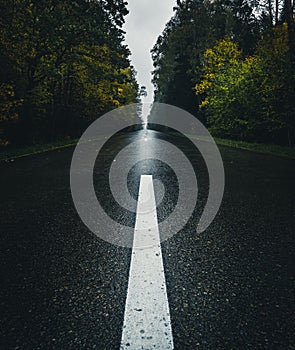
0, 0, 139, 146
152, 0, 295, 145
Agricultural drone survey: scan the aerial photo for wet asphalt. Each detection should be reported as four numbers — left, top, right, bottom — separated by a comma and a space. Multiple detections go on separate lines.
0, 128, 294, 349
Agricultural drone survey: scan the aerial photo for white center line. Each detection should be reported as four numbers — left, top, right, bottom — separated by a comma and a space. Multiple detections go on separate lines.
120, 175, 174, 350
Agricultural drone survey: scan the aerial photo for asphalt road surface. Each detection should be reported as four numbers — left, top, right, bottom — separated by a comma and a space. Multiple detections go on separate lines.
0, 128, 294, 349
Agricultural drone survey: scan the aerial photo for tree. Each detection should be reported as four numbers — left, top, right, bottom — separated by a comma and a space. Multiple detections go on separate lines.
195, 26, 295, 145
0, 0, 138, 145
139, 86, 148, 97
195, 38, 262, 140
151, 0, 259, 120
152, 0, 295, 145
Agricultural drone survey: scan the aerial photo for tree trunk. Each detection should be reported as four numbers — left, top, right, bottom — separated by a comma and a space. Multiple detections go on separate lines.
285, 0, 295, 64
268, 0, 274, 26
275, 0, 279, 25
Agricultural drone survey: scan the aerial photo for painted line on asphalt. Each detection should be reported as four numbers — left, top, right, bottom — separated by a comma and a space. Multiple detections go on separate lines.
120, 175, 174, 349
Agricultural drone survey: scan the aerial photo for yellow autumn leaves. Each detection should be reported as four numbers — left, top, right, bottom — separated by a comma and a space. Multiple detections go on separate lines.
194, 24, 294, 142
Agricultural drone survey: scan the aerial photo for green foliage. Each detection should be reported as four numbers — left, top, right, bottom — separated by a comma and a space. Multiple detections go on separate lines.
0, 0, 139, 145
195, 38, 261, 139
151, 0, 259, 119
152, 0, 295, 146
196, 24, 295, 145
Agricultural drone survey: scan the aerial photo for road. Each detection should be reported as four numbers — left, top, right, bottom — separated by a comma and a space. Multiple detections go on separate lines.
0, 128, 294, 349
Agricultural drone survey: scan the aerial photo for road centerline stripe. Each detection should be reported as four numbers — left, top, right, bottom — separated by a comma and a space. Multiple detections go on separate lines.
120, 175, 174, 350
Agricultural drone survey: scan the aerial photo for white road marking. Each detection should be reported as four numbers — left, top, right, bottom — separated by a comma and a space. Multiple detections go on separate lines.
120, 175, 174, 350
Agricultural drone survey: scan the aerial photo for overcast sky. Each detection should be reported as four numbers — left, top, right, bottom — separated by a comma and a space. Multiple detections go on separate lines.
123, 0, 176, 102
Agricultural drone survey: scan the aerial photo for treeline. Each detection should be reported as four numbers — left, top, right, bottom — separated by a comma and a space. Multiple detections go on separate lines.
0, 0, 139, 146
152, 0, 295, 146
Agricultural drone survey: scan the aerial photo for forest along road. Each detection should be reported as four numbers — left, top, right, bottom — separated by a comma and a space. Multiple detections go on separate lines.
0, 128, 294, 349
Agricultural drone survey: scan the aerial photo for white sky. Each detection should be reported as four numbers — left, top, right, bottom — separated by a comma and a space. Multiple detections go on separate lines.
123, 0, 176, 102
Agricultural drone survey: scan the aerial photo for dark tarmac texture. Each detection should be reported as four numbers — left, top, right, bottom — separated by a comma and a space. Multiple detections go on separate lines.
0, 129, 294, 349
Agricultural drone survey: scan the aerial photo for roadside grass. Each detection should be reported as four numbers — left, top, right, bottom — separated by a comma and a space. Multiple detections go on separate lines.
171, 130, 295, 159
0, 138, 79, 162
215, 138, 295, 159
